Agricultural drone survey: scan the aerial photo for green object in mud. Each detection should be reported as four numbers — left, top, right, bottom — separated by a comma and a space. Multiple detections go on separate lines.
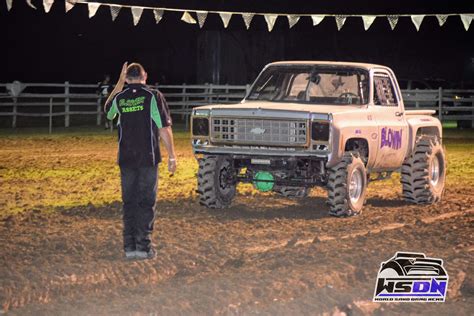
253, 171, 274, 192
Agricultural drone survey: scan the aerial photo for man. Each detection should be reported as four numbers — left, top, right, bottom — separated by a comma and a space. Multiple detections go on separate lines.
97, 74, 111, 129
104, 62, 177, 260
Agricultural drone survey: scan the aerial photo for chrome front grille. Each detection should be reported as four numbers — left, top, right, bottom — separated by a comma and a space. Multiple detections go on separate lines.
210, 118, 308, 146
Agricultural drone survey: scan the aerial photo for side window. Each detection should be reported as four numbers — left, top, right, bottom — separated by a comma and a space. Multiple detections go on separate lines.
373, 75, 398, 106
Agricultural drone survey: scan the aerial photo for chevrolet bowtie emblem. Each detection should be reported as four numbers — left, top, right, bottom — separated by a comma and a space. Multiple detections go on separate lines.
250, 127, 266, 135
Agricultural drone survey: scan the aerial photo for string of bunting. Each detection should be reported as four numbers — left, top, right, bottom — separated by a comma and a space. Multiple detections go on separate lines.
5, 0, 474, 31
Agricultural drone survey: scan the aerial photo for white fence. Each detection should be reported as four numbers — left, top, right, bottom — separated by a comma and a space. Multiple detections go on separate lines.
0, 82, 473, 131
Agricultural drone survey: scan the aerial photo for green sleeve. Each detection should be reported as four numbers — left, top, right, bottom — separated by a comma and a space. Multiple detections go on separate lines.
107, 98, 119, 120
151, 95, 163, 128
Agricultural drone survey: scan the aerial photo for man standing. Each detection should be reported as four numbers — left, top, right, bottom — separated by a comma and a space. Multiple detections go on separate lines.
105, 62, 177, 260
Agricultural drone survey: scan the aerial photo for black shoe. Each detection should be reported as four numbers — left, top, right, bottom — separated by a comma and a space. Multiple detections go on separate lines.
135, 248, 156, 260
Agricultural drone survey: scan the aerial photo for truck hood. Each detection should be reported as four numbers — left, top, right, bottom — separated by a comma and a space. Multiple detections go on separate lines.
194, 101, 363, 116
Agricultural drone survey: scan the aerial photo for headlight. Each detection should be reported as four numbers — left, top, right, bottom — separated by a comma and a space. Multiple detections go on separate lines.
311, 121, 330, 141
192, 117, 209, 136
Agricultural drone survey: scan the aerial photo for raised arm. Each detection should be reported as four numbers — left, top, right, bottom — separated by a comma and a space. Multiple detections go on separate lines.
103, 62, 128, 112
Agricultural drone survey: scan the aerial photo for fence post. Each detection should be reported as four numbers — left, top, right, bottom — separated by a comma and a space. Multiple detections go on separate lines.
438, 87, 443, 121
96, 95, 102, 126
181, 83, 186, 120
12, 97, 17, 128
49, 98, 53, 134
65, 81, 70, 127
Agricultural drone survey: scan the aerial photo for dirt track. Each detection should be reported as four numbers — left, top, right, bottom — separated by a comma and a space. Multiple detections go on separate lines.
0, 131, 473, 315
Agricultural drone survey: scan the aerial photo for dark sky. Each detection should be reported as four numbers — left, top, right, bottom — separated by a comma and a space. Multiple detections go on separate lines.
2, 0, 474, 85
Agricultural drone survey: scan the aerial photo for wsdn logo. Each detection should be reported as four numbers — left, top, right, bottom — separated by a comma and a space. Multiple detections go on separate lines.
373, 252, 449, 302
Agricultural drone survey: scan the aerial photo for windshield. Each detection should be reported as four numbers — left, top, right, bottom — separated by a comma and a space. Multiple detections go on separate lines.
247, 65, 369, 105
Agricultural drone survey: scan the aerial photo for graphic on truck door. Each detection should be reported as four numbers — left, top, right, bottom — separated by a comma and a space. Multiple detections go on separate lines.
373, 72, 408, 169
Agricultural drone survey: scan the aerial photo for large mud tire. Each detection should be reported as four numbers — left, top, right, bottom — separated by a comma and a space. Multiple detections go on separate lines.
327, 152, 367, 217
197, 155, 236, 209
401, 137, 446, 204
273, 186, 309, 198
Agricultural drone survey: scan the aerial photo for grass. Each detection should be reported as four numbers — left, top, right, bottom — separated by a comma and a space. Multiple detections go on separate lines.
0, 126, 473, 217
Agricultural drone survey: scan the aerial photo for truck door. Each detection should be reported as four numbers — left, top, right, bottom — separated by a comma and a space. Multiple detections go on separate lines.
372, 71, 409, 170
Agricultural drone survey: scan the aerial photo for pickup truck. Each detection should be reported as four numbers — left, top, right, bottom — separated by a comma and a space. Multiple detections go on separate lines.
190, 61, 446, 217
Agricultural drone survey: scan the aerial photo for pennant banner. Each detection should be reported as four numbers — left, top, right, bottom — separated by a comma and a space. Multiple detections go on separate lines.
219, 12, 232, 28
436, 15, 448, 26
153, 9, 163, 24
88, 3, 100, 18
110, 5, 120, 21
264, 14, 278, 32
241, 13, 254, 29
387, 15, 399, 30
335, 15, 347, 31
43, 0, 54, 13
362, 16, 376, 31
26, 0, 36, 9
65, 1, 74, 13
131, 7, 143, 26
14, 3, 474, 32
311, 15, 325, 26
411, 15, 425, 31
196, 11, 208, 28
287, 15, 300, 28
181, 11, 196, 24
460, 14, 474, 31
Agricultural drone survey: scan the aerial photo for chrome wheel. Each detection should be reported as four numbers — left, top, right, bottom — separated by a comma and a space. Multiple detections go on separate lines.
349, 168, 363, 203
430, 155, 440, 186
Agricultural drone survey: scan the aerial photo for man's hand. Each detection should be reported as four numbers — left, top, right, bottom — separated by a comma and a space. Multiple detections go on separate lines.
168, 157, 177, 175
104, 62, 129, 112
119, 62, 128, 82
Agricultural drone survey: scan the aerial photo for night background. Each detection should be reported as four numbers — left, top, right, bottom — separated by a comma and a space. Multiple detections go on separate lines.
1, 1, 474, 315
2, 0, 474, 85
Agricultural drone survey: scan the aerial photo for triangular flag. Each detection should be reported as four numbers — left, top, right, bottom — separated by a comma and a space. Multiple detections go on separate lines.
460, 14, 474, 31
361, 16, 376, 31
241, 13, 255, 29
335, 15, 347, 31
43, 0, 54, 13
219, 12, 232, 28
181, 11, 197, 24
26, 0, 36, 9
88, 3, 100, 18
411, 15, 425, 31
311, 15, 325, 26
65, 1, 75, 13
287, 15, 300, 28
6, 0, 12, 11
436, 15, 448, 26
110, 5, 121, 21
131, 7, 143, 26
387, 15, 399, 30
196, 11, 208, 28
264, 14, 278, 32
153, 9, 163, 24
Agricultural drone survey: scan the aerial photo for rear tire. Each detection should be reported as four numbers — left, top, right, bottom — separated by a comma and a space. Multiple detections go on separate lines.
327, 152, 367, 217
401, 137, 446, 204
197, 155, 236, 208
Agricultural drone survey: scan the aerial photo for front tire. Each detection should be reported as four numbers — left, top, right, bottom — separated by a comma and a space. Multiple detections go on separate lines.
197, 155, 237, 208
401, 137, 446, 204
327, 152, 368, 217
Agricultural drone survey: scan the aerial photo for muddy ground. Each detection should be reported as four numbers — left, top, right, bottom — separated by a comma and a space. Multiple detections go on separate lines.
0, 129, 473, 315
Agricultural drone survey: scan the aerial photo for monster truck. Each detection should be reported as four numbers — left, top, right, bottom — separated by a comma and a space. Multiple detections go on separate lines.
191, 61, 446, 217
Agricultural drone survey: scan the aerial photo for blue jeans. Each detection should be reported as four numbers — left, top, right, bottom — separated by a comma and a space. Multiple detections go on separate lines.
120, 166, 158, 252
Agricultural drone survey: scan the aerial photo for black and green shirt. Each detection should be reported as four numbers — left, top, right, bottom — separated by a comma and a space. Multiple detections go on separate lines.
105, 83, 172, 168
